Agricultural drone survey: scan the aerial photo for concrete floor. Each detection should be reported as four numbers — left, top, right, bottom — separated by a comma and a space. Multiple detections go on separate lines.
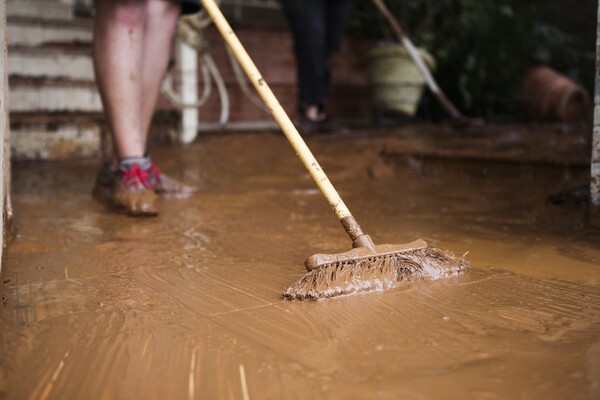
1, 127, 599, 399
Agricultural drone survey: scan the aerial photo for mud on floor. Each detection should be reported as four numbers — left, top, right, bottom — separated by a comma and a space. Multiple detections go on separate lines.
1, 130, 599, 399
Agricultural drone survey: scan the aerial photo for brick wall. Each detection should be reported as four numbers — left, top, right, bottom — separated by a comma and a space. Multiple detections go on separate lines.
157, 25, 372, 124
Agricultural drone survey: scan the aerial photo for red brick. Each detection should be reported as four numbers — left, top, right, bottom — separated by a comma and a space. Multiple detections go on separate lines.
157, 25, 371, 123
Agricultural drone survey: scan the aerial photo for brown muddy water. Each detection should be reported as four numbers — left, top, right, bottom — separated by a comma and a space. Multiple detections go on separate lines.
1, 129, 599, 399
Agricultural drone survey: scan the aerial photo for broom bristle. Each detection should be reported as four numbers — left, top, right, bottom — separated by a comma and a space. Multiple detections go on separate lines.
282, 247, 469, 300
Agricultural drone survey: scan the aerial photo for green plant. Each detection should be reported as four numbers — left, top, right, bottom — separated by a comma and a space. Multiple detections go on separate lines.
348, 0, 595, 118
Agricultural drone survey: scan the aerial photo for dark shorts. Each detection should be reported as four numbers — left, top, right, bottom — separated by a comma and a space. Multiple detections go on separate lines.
180, 0, 201, 15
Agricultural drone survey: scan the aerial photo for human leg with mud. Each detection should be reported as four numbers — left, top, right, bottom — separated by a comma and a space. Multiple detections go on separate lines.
92, 0, 197, 216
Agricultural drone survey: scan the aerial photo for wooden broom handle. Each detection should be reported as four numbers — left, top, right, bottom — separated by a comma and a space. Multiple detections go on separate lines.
200, 0, 373, 247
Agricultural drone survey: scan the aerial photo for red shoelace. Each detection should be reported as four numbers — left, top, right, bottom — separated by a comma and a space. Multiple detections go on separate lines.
118, 163, 154, 190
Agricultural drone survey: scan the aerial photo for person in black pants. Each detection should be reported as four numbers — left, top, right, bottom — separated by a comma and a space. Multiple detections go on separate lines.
280, 0, 353, 125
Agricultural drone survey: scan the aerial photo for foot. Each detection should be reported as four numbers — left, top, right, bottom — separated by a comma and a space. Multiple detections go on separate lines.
92, 160, 196, 200
299, 104, 330, 134
112, 158, 158, 216
301, 104, 327, 123
92, 163, 115, 202
148, 163, 197, 196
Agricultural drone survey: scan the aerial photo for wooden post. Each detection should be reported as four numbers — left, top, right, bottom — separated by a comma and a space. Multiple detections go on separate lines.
593, 0, 600, 227
0, 0, 11, 285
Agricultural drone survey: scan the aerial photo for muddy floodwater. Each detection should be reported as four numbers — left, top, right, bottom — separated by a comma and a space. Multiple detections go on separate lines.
1, 128, 599, 399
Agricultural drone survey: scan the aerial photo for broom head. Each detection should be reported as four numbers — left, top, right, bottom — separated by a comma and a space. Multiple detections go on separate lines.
282, 239, 468, 300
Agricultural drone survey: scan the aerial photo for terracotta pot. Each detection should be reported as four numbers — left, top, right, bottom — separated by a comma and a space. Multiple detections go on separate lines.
522, 65, 590, 122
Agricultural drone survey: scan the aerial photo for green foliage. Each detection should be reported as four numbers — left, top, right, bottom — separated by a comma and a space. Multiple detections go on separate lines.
425, 0, 539, 114
349, 0, 595, 117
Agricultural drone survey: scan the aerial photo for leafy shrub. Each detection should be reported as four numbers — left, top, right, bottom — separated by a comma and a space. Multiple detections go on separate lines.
348, 0, 595, 118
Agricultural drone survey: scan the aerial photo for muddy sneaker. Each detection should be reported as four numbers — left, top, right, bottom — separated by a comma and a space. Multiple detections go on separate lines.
148, 162, 197, 196
112, 158, 158, 216
93, 159, 196, 201
92, 163, 116, 202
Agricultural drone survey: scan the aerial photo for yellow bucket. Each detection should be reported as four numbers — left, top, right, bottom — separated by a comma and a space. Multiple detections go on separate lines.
367, 44, 436, 117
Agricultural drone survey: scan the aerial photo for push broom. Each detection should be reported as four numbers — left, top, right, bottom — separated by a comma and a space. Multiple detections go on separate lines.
200, 0, 468, 300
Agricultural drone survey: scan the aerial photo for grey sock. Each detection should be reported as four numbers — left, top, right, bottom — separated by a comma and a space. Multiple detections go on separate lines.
118, 156, 151, 171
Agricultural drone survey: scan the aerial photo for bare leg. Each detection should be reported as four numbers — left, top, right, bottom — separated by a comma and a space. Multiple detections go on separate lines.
93, 0, 146, 159
92, 0, 193, 208
140, 0, 181, 146
94, 0, 179, 160
139, 0, 197, 195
